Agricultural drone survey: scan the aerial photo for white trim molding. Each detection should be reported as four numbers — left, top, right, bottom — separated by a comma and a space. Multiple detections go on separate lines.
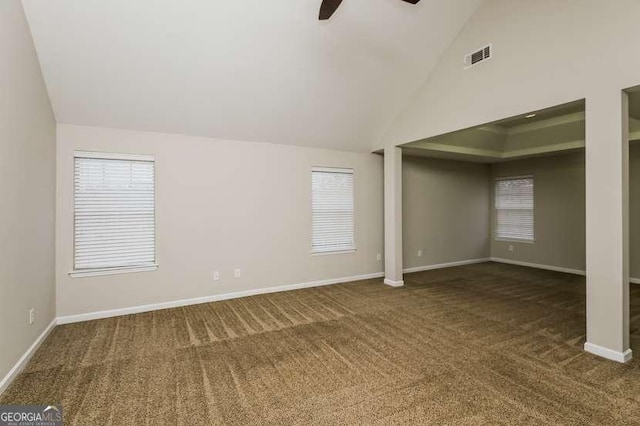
584, 342, 632, 363
69, 265, 158, 278
74, 150, 154, 162
0, 319, 57, 395
490, 257, 586, 276
403, 258, 490, 274
478, 125, 508, 135
383, 279, 404, 287
311, 249, 356, 256
311, 166, 353, 175
507, 111, 585, 136
490, 257, 640, 284
57, 271, 384, 324
502, 140, 585, 159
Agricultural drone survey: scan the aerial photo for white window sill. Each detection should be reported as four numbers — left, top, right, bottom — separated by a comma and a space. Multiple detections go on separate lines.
69, 264, 158, 278
311, 248, 356, 256
495, 238, 535, 244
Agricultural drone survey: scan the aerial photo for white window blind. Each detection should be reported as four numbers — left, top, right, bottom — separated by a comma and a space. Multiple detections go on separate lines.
495, 177, 534, 241
74, 152, 156, 273
312, 167, 355, 253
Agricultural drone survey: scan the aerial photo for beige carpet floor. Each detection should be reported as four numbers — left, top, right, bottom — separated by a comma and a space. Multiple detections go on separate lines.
4, 262, 640, 424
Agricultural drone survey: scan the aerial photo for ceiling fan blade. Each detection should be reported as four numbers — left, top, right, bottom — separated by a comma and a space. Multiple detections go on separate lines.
401, 0, 421, 4
319, 0, 343, 20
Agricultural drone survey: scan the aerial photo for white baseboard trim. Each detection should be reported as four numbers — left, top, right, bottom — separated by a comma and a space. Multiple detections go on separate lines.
383, 279, 404, 287
490, 257, 586, 276
490, 257, 640, 284
0, 318, 57, 395
403, 258, 491, 274
57, 271, 385, 325
2, 263, 636, 394
584, 342, 632, 363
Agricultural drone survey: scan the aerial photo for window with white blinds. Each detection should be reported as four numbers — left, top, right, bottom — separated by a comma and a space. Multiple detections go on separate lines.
495, 177, 534, 241
73, 152, 156, 274
312, 167, 355, 253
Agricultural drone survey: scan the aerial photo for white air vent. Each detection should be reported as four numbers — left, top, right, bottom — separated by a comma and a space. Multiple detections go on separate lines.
464, 44, 491, 68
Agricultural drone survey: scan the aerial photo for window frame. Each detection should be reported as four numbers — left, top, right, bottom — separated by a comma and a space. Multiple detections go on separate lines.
494, 175, 535, 243
311, 166, 356, 255
69, 150, 158, 277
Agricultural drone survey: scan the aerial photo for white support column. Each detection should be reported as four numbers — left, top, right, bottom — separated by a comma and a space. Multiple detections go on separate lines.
384, 146, 404, 287
584, 89, 631, 363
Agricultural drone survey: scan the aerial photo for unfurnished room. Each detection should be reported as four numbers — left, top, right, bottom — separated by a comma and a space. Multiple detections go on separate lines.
3, 1, 640, 425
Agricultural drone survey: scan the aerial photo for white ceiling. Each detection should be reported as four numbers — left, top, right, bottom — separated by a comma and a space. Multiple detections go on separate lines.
22, 0, 482, 152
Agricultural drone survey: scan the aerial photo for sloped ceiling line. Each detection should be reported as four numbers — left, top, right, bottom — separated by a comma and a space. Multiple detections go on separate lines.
21, 0, 484, 152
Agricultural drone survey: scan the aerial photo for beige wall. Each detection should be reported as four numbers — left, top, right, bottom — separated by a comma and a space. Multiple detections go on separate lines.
401, 148, 640, 276
56, 124, 384, 317
490, 152, 586, 272
403, 156, 490, 269
490, 146, 640, 278
381, 0, 640, 355
629, 144, 640, 279
382, 0, 640, 149
0, 1, 56, 383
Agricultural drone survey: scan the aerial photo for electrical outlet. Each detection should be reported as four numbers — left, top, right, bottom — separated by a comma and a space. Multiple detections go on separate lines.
234, 269, 241, 278
29, 308, 35, 325
417, 250, 423, 257
212, 271, 220, 281
376, 253, 382, 261
508, 245, 514, 252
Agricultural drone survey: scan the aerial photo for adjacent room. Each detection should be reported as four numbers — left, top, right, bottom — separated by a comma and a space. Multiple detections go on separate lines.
3, 0, 640, 424
402, 100, 587, 274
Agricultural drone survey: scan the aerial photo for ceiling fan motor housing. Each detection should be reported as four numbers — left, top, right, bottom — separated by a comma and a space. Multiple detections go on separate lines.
319, 0, 421, 20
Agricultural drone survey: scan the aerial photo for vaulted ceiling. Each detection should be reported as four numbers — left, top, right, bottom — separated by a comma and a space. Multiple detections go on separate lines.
21, 0, 483, 152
